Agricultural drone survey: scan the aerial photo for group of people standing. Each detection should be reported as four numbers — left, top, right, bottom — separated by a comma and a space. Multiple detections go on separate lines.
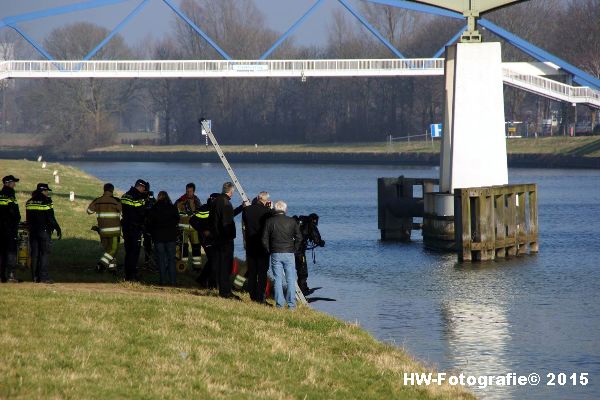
87, 179, 304, 308
0, 175, 62, 284
0, 173, 306, 309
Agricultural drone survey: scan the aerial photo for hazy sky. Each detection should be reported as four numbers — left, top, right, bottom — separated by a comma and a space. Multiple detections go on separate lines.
0, 0, 358, 49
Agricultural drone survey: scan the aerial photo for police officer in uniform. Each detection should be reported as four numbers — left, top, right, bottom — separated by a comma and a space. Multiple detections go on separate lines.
87, 183, 122, 272
121, 179, 148, 281
175, 183, 203, 270
26, 183, 61, 283
0, 175, 21, 283
190, 192, 219, 288
143, 185, 156, 268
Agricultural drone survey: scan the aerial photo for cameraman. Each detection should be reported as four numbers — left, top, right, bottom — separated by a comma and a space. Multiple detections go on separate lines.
294, 213, 325, 295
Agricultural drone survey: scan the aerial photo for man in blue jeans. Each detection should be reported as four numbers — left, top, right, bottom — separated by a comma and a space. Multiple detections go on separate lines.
262, 200, 303, 309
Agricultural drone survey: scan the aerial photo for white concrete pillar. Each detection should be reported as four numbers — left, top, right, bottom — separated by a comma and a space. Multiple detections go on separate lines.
440, 42, 508, 193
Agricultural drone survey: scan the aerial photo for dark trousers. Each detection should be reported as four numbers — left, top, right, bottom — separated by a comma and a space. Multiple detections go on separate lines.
197, 245, 217, 289
30, 230, 51, 282
143, 232, 153, 264
295, 251, 309, 292
246, 251, 269, 302
0, 234, 17, 282
214, 241, 233, 297
154, 241, 176, 286
124, 229, 142, 281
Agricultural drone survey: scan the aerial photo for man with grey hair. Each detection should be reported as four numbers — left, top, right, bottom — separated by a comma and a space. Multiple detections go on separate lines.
242, 191, 273, 303
262, 200, 302, 309
210, 182, 242, 299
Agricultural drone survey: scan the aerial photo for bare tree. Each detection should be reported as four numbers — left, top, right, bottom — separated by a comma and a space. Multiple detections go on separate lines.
34, 23, 136, 154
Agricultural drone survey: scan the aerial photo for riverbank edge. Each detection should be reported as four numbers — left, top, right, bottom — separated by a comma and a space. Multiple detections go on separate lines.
0, 158, 474, 400
2, 149, 600, 169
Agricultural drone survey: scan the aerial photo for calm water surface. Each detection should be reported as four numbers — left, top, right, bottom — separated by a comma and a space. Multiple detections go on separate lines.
71, 161, 600, 400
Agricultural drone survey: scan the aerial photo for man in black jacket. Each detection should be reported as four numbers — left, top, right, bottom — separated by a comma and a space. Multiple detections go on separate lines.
26, 183, 61, 283
262, 200, 302, 309
0, 175, 21, 283
242, 192, 273, 303
210, 182, 243, 299
145, 191, 179, 286
121, 179, 148, 281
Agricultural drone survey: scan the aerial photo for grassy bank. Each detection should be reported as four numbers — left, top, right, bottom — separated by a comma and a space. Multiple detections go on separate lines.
0, 159, 200, 284
87, 136, 600, 157
0, 159, 113, 280
0, 159, 472, 399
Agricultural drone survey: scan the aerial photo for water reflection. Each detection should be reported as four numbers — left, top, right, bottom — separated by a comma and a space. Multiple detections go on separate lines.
442, 299, 513, 399
70, 162, 600, 400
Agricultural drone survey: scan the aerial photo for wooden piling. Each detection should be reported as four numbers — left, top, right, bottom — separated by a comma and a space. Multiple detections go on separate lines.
455, 184, 538, 261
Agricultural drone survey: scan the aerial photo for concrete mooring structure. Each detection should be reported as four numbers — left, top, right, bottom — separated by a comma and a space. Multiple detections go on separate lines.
378, 39, 539, 261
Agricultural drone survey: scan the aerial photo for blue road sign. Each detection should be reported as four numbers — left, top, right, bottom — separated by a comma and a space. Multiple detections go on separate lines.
431, 123, 442, 138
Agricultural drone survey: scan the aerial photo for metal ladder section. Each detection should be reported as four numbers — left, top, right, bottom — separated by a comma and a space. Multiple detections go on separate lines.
199, 119, 308, 306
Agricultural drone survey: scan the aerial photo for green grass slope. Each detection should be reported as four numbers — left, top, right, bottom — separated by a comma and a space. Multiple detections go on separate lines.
0, 159, 473, 399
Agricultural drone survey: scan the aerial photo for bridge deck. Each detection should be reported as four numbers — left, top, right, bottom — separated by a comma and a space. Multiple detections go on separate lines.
1, 59, 598, 108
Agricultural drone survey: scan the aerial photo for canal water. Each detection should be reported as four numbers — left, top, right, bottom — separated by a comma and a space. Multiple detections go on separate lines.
71, 161, 600, 400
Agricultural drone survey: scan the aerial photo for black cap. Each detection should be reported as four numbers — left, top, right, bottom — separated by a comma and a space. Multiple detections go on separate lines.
134, 179, 148, 189
36, 183, 52, 191
2, 175, 19, 184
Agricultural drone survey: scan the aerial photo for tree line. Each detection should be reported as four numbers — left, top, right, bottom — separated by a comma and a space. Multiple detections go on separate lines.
0, 0, 598, 155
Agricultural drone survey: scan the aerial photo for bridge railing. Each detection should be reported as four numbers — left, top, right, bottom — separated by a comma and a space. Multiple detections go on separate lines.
571, 86, 600, 104
502, 68, 600, 106
2, 60, 597, 107
2, 59, 445, 75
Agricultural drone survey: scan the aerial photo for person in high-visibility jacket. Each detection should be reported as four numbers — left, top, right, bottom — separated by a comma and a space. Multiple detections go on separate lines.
121, 179, 148, 281
26, 183, 61, 283
0, 175, 21, 283
175, 183, 203, 270
87, 183, 122, 272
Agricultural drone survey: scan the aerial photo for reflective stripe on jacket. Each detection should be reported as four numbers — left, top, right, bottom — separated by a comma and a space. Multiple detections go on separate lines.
189, 205, 212, 246
176, 195, 202, 232
0, 186, 21, 234
88, 191, 122, 237
26, 191, 60, 233
121, 187, 147, 231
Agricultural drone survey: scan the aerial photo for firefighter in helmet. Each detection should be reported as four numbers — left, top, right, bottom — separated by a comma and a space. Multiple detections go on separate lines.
87, 183, 122, 272
175, 183, 203, 271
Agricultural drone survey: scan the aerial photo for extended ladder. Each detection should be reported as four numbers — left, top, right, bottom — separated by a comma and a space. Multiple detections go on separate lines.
199, 119, 308, 306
